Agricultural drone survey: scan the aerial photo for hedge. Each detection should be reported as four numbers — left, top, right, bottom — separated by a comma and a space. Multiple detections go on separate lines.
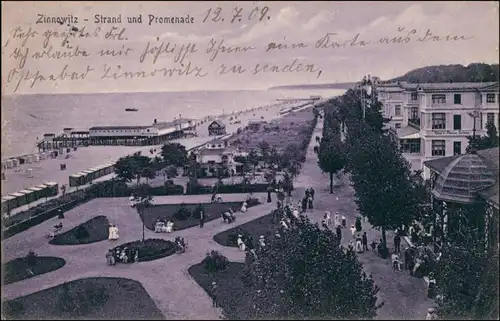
185, 183, 273, 195
2, 180, 184, 240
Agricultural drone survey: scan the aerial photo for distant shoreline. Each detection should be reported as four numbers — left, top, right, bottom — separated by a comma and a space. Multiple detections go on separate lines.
268, 82, 356, 90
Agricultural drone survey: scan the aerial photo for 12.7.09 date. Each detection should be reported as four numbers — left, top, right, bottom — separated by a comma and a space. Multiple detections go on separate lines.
202, 6, 271, 23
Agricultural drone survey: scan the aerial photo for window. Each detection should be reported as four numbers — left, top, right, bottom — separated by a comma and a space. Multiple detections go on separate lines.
432, 94, 446, 104
411, 92, 418, 101
400, 139, 421, 154
487, 113, 495, 124
486, 94, 496, 103
432, 113, 446, 129
454, 94, 461, 104
395, 123, 401, 129
432, 140, 446, 156
395, 105, 401, 116
453, 115, 462, 130
453, 141, 462, 155
410, 107, 419, 120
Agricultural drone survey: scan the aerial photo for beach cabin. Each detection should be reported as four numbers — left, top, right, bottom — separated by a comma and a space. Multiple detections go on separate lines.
69, 173, 85, 187
19, 189, 36, 204
247, 120, 262, 131
91, 166, 104, 179
208, 120, 226, 136
1, 196, 16, 214
10, 192, 28, 208
4, 159, 13, 169
82, 169, 95, 182
44, 182, 59, 197
27, 186, 44, 200
35, 184, 49, 198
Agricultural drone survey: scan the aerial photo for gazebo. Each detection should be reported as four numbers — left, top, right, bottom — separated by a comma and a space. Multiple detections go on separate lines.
424, 147, 499, 251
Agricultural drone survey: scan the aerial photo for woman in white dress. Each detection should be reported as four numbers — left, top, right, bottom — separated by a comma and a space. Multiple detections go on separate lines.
108, 224, 120, 240
237, 235, 246, 251
240, 201, 248, 213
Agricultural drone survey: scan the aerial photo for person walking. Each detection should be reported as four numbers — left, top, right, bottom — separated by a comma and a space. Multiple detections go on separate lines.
325, 211, 331, 225
394, 234, 401, 254
199, 209, 205, 228
310, 187, 315, 200
336, 225, 342, 242
341, 215, 347, 228
210, 281, 218, 307
321, 213, 329, 229
350, 225, 356, 239
362, 232, 368, 251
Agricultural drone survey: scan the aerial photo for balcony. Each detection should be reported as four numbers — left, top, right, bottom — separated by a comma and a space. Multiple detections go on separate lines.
408, 118, 420, 129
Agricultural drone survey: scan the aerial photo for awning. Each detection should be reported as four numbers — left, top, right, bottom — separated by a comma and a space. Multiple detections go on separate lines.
396, 126, 420, 139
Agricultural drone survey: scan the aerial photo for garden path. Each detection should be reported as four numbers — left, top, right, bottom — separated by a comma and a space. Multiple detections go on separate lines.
299, 117, 435, 320
1, 120, 319, 319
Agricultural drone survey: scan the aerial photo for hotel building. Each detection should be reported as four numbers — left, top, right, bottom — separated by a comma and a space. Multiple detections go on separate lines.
377, 81, 499, 179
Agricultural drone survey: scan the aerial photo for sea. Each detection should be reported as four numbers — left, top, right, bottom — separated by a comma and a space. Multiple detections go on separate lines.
1, 89, 345, 159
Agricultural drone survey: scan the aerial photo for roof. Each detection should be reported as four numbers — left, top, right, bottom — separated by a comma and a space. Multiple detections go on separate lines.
63, 127, 73, 130
477, 148, 499, 206
401, 82, 498, 92
89, 126, 148, 131
424, 147, 499, 207
43, 133, 55, 136
208, 120, 225, 128
395, 126, 420, 139
432, 153, 496, 204
198, 148, 232, 156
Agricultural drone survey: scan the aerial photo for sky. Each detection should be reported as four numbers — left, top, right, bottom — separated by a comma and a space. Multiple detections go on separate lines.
1, 1, 499, 94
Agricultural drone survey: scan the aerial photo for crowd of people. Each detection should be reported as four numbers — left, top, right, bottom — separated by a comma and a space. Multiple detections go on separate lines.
105, 247, 139, 265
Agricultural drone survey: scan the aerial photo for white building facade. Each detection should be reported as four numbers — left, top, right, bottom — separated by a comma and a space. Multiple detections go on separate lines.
377, 82, 499, 179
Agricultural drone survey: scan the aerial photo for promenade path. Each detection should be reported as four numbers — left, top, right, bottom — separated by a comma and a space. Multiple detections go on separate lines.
298, 118, 434, 320
1, 120, 319, 319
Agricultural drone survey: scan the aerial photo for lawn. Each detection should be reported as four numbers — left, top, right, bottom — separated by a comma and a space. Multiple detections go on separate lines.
1, 277, 165, 320
49, 215, 109, 245
228, 108, 315, 153
141, 201, 260, 232
188, 262, 254, 320
213, 211, 279, 247
2, 256, 66, 286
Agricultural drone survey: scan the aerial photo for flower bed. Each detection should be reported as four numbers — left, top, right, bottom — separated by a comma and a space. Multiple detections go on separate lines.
2, 255, 66, 285
1, 277, 165, 320
49, 215, 110, 246
111, 238, 176, 262
141, 198, 261, 232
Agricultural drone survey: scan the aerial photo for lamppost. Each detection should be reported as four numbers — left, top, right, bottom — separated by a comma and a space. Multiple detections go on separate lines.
468, 110, 480, 151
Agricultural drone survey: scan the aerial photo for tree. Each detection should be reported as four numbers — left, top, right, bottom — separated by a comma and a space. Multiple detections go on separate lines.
248, 150, 259, 177
240, 216, 380, 319
436, 227, 499, 320
140, 166, 156, 184
346, 120, 420, 247
131, 183, 153, 241
466, 120, 499, 152
114, 155, 153, 185
165, 165, 178, 179
318, 137, 345, 194
114, 156, 139, 182
161, 142, 188, 167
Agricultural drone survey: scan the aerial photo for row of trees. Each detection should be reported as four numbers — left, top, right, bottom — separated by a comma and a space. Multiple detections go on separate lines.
327, 80, 499, 319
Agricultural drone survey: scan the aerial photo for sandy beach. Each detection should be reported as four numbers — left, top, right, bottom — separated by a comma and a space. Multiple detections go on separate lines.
1, 100, 308, 200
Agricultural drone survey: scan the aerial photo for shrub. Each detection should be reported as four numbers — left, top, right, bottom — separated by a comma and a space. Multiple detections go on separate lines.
202, 250, 229, 273
355, 217, 362, 232
112, 238, 176, 262
26, 250, 37, 267
173, 204, 192, 221
245, 197, 260, 207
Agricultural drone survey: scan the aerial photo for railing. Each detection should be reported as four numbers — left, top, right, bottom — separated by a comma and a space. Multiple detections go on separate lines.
408, 118, 420, 129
